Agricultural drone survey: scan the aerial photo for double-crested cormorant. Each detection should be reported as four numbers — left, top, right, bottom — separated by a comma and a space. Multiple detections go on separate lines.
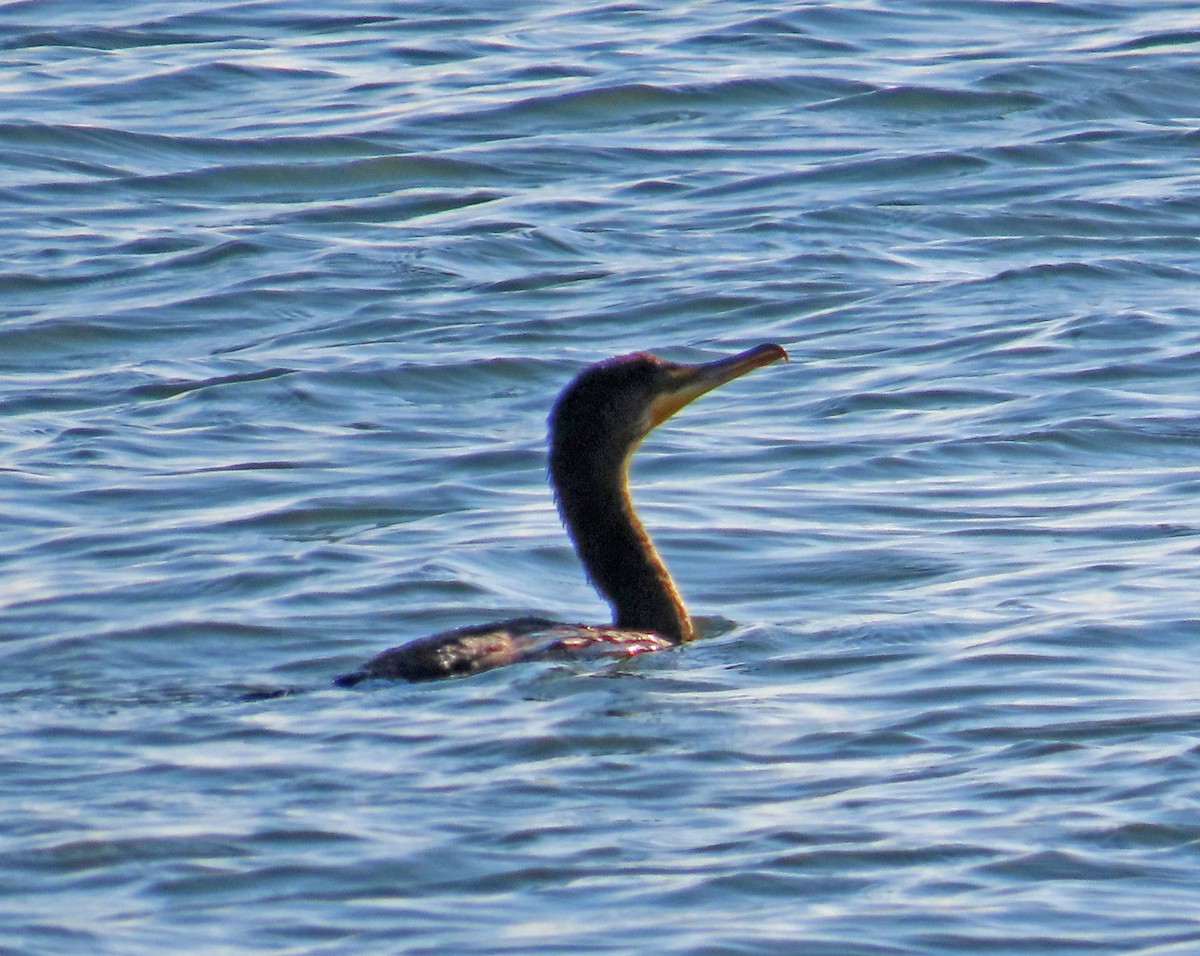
335, 343, 787, 685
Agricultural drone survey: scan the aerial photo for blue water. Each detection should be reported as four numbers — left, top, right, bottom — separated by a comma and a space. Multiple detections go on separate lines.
4, 1, 1200, 952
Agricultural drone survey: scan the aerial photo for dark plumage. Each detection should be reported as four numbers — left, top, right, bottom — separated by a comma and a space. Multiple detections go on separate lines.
335, 343, 786, 686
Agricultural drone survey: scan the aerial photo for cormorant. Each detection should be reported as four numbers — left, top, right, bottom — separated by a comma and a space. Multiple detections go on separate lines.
335, 343, 786, 685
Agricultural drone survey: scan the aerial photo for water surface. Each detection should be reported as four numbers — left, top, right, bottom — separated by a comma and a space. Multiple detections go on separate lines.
3, 2, 1200, 953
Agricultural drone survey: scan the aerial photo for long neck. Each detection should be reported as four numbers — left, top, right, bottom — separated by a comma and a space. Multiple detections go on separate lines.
550, 447, 693, 643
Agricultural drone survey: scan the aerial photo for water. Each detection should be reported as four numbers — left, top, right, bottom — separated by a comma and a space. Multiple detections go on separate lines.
3, 1, 1200, 952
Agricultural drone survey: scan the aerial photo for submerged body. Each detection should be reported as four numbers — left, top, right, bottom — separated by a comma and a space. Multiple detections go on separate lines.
335, 343, 786, 686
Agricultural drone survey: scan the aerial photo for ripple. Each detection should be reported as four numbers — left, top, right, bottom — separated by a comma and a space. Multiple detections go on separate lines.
4, 0, 1200, 952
